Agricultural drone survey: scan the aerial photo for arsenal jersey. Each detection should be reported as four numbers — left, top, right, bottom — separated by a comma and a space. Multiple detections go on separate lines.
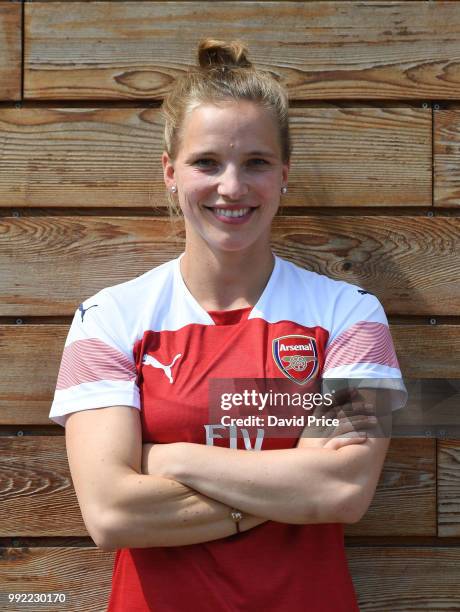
49, 253, 407, 611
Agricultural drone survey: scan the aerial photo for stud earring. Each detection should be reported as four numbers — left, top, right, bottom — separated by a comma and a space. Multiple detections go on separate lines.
170, 186, 177, 193
281, 186, 288, 194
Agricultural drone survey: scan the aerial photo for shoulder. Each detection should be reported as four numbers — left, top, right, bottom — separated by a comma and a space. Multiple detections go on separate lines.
276, 255, 381, 309
74, 258, 178, 340
79, 257, 177, 314
272, 255, 387, 341
98, 258, 177, 304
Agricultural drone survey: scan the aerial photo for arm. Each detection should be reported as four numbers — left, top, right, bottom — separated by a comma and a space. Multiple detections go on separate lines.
144, 389, 390, 525
144, 443, 357, 525
65, 405, 267, 553
106, 471, 267, 551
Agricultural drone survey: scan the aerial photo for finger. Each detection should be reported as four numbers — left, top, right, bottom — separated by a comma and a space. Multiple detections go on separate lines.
324, 434, 368, 451
319, 415, 377, 436
317, 401, 371, 422
298, 412, 377, 441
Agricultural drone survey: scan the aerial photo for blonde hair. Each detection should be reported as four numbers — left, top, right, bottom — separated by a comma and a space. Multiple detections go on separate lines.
160, 38, 292, 218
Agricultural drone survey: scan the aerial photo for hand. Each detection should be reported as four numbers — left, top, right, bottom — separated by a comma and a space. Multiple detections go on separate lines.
323, 413, 377, 451
325, 388, 387, 448
322, 428, 369, 451
297, 387, 380, 451
300, 427, 369, 451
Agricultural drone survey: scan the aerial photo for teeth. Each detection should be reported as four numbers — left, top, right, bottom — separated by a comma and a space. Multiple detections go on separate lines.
213, 208, 251, 218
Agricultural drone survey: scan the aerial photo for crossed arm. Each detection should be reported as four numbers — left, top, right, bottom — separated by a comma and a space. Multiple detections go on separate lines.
100, 389, 391, 551
140, 433, 390, 526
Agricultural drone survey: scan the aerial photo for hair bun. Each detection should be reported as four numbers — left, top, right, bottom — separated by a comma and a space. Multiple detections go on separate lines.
197, 38, 252, 70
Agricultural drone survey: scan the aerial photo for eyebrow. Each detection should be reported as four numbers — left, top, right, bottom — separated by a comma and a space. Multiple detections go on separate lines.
188, 150, 278, 158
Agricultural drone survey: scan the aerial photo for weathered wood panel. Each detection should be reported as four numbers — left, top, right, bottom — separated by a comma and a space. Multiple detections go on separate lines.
24, 2, 460, 101
0, 437, 86, 537
435, 105, 460, 208
390, 326, 460, 379
0, 546, 113, 612
272, 216, 459, 316
0, 436, 435, 538
0, 106, 164, 208
345, 438, 436, 537
438, 440, 460, 537
1, 545, 459, 611
0, 325, 68, 417
0, 105, 431, 208
0, 216, 457, 316
0, 2, 21, 101
348, 547, 460, 611
0, 324, 459, 419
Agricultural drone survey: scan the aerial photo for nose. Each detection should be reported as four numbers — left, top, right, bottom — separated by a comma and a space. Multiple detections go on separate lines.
216, 165, 248, 200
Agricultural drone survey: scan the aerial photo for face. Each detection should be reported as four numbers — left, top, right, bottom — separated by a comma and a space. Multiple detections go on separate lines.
162, 100, 290, 256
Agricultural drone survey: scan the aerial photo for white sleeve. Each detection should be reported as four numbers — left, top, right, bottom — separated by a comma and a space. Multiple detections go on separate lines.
322, 288, 408, 412
48, 289, 140, 428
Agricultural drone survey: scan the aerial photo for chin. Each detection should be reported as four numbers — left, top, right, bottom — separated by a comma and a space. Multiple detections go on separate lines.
212, 235, 265, 254
206, 237, 254, 253
212, 243, 249, 253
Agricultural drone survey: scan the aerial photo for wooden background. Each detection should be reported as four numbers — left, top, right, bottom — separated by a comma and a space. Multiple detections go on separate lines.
1, 1, 460, 610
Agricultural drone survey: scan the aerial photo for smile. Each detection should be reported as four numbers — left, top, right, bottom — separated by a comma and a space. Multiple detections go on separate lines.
205, 206, 256, 223
213, 208, 250, 218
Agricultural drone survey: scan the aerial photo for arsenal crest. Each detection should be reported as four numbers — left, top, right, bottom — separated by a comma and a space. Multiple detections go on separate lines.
272, 335, 318, 385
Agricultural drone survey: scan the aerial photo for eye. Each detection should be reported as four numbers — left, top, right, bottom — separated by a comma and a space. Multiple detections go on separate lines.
248, 158, 269, 166
193, 159, 216, 168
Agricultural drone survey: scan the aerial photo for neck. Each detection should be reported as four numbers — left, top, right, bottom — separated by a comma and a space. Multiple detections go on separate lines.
179, 242, 275, 312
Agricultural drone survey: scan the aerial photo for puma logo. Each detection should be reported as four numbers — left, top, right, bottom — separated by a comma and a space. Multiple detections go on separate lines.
142, 353, 182, 384
79, 303, 99, 322
357, 289, 374, 296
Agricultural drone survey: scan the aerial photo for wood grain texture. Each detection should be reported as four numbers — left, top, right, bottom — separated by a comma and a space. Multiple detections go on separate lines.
0, 106, 164, 208
435, 105, 460, 208
1, 545, 459, 611
0, 325, 67, 417
0, 324, 458, 420
390, 326, 460, 379
271, 216, 459, 316
0, 546, 113, 611
345, 438, 436, 537
438, 440, 460, 537
0, 105, 431, 208
0, 1, 21, 101
0, 216, 458, 316
348, 546, 460, 611
0, 436, 435, 538
0, 437, 87, 537
24, 2, 460, 101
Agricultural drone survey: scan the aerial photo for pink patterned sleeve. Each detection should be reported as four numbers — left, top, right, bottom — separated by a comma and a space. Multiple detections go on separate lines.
49, 290, 140, 428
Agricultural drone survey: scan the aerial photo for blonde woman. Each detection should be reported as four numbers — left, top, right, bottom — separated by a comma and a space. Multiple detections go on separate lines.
49, 38, 407, 611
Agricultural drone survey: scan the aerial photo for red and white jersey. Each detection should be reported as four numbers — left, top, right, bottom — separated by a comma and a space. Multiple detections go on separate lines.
50, 252, 406, 430
49, 253, 407, 612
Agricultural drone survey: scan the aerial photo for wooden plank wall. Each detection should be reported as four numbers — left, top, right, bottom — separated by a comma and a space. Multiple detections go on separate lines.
1, 1, 459, 610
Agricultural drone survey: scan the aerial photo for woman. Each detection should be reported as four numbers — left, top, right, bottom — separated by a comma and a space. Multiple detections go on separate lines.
49, 38, 407, 611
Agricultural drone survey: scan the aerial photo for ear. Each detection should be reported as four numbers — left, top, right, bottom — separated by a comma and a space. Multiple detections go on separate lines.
162, 151, 176, 190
